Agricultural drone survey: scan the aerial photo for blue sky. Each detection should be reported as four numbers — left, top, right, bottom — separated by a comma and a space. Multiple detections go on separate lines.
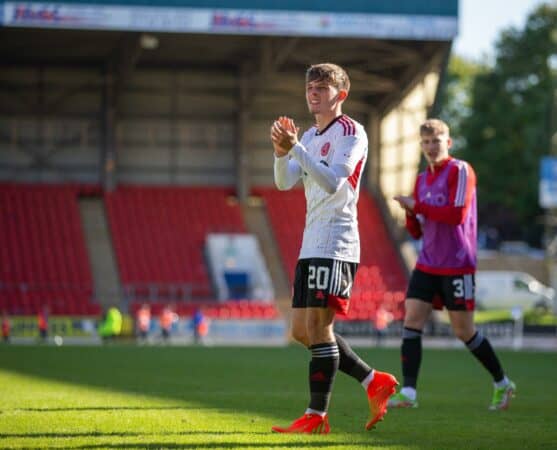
453, 0, 549, 60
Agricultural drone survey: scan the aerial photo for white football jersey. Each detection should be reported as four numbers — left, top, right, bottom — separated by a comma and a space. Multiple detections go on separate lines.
274, 114, 368, 262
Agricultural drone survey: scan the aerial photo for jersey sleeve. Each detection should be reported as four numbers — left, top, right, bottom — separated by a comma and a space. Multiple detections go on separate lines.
290, 143, 351, 194
331, 134, 367, 175
273, 129, 310, 190
289, 124, 367, 194
274, 154, 302, 190
414, 162, 476, 225
405, 176, 423, 238
405, 213, 423, 239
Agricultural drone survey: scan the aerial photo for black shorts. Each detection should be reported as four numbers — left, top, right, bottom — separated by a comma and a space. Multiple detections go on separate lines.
406, 269, 475, 311
292, 258, 358, 315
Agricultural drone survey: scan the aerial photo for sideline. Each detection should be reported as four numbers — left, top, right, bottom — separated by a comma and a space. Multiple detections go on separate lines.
7, 334, 557, 351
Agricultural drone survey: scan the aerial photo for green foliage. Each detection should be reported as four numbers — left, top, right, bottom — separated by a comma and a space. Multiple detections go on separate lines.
440, 4, 557, 245
438, 55, 487, 151
524, 308, 557, 325
474, 308, 557, 325
0, 345, 556, 449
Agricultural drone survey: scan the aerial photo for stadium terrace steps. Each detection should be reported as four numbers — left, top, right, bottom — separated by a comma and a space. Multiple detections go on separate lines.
79, 197, 122, 308
0, 183, 101, 315
253, 187, 305, 286
240, 200, 291, 314
255, 187, 407, 322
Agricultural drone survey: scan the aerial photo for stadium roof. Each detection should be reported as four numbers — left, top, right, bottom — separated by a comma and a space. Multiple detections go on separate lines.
2, 0, 458, 15
1, 0, 458, 40
0, 0, 458, 120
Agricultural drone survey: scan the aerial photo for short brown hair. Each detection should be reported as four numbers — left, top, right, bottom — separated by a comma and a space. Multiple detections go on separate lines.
306, 63, 350, 93
420, 118, 450, 136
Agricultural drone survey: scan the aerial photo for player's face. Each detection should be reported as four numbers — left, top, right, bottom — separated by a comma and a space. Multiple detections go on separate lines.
420, 131, 452, 166
306, 80, 342, 115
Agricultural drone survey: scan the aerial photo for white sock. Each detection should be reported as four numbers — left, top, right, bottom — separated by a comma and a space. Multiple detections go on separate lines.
400, 387, 417, 401
305, 408, 327, 417
361, 370, 375, 390
494, 376, 509, 389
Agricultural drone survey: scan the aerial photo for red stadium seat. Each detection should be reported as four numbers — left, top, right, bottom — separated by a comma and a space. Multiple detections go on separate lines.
105, 186, 247, 305
0, 183, 101, 315
255, 187, 407, 322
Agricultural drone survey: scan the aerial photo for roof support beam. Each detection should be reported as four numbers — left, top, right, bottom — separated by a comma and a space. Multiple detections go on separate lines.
236, 62, 251, 203
235, 37, 300, 202
101, 65, 116, 192
109, 32, 144, 108
378, 43, 445, 116
101, 32, 144, 191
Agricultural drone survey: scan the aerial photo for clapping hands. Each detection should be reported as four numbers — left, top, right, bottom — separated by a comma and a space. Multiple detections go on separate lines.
271, 116, 299, 157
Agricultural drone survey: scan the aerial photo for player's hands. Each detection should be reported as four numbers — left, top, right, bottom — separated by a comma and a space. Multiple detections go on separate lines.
394, 195, 416, 214
271, 116, 299, 157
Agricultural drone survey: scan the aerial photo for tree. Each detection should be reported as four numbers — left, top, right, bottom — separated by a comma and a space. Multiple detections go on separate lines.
438, 55, 487, 152
456, 3, 557, 246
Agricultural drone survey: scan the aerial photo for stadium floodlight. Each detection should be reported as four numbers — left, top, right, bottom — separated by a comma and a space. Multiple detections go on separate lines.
140, 34, 159, 50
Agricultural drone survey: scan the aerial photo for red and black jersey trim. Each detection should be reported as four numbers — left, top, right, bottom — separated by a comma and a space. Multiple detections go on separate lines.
314, 114, 357, 136
315, 114, 344, 136
339, 115, 356, 136
347, 156, 364, 189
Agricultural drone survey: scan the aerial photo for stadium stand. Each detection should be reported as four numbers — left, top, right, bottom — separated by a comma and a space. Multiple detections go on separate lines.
104, 185, 247, 301
255, 187, 407, 321
0, 183, 101, 315
0, 182, 402, 323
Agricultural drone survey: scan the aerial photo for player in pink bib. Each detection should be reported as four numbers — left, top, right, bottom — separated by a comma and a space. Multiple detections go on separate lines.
390, 119, 515, 411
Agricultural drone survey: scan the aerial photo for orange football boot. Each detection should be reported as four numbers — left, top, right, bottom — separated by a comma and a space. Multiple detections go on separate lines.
272, 413, 330, 434
365, 371, 399, 430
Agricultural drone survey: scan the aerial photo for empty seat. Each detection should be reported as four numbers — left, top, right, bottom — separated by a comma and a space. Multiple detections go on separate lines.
0, 183, 100, 315
105, 186, 247, 303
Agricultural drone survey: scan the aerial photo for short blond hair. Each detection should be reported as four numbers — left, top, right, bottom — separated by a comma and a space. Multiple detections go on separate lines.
420, 119, 450, 136
306, 63, 350, 93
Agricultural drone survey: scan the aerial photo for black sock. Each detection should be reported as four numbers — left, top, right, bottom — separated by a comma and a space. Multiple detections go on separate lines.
401, 327, 422, 388
335, 333, 372, 382
465, 332, 504, 382
308, 342, 339, 413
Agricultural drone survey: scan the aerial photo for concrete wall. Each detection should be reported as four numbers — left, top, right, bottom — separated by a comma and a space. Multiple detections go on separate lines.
377, 72, 440, 228
0, 65, 371, 189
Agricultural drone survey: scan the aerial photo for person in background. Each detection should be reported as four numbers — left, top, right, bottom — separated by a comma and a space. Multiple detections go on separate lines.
2, 311, 11, 343
160, 304, 178, 343
136, 303, 152, 343
98, 306, 123, 343
192, 307, 209, 345
390, 118, 515, 411
37, 305, 49, 343
374, 306, 393, 347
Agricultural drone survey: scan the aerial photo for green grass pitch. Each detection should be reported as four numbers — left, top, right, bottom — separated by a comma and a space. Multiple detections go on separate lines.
0, 345, 555, 449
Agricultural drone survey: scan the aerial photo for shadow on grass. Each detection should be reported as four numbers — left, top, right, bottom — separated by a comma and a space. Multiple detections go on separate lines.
0, 346, 321, 418
10, 440, 389, 450
70, 443, 384, 449
7, 406, 213, 412
0, 345, 397, 435
0, 431, 264, 438
1, 431, 391, 449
